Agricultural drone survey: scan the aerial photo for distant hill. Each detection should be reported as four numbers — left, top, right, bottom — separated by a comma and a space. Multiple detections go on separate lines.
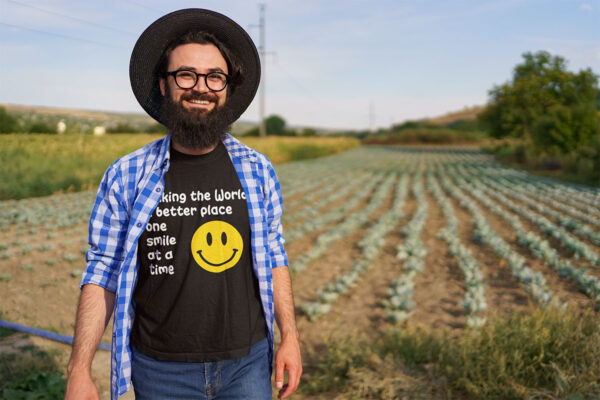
424, 105, 485, 126
1, 103, 257, 135
3, 103, 152, 122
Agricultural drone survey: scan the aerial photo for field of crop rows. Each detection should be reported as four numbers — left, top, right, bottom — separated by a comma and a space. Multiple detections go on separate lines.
1, 145, 599, 397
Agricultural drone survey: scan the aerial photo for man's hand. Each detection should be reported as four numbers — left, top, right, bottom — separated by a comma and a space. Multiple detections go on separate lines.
274, 333, 302, 399
64, 284, 115, 400
64, 369, 99, 400
272, 265, 302, 398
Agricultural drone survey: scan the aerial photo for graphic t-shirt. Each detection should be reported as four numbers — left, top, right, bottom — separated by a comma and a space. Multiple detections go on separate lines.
131, 141, 266, 362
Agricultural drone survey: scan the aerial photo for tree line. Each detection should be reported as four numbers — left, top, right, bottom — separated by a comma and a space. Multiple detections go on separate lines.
0, 107, 319, 137
479, 50, 599, 155
479, 50, 600, 184
0, 108, 168, 135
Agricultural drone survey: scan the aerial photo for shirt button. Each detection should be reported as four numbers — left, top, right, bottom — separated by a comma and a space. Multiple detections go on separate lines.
155, 187, 161, 192
136, 222, 142, 228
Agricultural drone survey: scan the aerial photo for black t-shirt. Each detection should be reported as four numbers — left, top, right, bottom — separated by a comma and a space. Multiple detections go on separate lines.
131, 141, 266, 362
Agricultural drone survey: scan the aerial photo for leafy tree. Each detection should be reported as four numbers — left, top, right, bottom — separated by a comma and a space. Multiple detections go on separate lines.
0, 106, 19, 133
28, 121, 54, 133
240, 115, 290, 136
266, 115, 286, 136
241, 116, 297, 136
479, 51, 599, 147
531, 103, 599, 154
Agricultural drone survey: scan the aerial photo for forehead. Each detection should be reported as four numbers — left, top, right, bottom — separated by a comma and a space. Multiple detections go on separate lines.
167, 43, 228, 72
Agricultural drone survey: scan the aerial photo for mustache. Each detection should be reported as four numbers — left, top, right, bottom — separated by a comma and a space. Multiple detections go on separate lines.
180, 91, 218, 103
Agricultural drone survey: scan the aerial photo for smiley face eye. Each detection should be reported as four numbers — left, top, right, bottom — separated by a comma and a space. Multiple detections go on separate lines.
221, 232, 227, 245
207, 232, 213, 246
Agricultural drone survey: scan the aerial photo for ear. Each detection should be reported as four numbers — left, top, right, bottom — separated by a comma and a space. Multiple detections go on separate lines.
159, 77, 166, 97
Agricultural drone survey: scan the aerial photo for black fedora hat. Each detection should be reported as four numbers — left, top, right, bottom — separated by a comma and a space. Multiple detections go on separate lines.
129, 8, 260, 126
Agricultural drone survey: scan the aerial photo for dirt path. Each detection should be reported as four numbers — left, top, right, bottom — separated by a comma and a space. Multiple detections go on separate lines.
292, 175, 400, 338
291, 176, 397, 305
301, 186, 412, 336
0, 224, 87, 337
446, 192, 534, 318
410, 188, 467, 334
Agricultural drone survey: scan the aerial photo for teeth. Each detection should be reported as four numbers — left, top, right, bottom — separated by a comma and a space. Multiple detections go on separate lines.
189, 100, 210, 104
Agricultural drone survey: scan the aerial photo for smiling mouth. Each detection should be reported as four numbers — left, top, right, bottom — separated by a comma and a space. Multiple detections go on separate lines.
186, 99, 211, 105
197, 249, 238, 267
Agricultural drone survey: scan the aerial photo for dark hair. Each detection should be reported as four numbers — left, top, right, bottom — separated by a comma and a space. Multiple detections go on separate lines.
156, 30, 245, 96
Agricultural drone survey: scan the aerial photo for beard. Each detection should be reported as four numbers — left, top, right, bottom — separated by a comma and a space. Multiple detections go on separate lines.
159, 86, 235, 150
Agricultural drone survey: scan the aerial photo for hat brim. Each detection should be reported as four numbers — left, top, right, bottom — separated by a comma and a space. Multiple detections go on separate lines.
130, 8, 260, 126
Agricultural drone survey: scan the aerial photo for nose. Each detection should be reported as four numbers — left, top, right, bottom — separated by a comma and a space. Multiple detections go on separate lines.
192, 76, 209, 92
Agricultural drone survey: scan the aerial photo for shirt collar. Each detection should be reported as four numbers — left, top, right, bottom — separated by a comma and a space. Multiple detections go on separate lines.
156, 133, 256, 172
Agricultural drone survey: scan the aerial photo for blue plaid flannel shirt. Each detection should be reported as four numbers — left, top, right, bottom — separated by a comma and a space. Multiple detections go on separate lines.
80, 133, 288, 399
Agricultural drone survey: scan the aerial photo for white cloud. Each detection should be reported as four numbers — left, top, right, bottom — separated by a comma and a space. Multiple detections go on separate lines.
580, 3, 593, 11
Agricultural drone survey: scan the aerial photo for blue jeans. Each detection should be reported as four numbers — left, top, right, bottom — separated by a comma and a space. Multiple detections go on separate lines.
131, 338, 272, 399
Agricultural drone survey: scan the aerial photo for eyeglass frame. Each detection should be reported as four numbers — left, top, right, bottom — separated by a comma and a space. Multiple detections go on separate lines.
163, 69, 231, 92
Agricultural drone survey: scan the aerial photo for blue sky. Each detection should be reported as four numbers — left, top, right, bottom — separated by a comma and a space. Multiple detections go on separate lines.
1, 0, 598, 130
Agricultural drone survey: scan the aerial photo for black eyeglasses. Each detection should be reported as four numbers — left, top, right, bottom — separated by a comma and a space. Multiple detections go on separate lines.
164, 69, 231, 92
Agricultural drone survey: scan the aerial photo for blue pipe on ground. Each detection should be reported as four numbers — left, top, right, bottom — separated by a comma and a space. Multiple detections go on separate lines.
0, 319, 110, 351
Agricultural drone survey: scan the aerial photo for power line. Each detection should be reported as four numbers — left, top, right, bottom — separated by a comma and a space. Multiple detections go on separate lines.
0, 21, 128, 49
3, 0, 136, 36
247, 5, 333, 128
271, 62, 313, 98
120, 0, 164, 15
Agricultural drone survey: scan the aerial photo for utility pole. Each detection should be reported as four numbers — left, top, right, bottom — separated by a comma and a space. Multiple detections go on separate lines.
258, 4, 266, 138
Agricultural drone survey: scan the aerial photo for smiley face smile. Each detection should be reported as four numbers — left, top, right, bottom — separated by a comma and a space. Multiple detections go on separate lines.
197, 248, 238, 267
190, 220, 243, 273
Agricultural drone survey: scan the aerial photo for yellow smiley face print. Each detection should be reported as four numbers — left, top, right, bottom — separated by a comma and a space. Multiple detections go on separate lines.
190, 220, 243, 273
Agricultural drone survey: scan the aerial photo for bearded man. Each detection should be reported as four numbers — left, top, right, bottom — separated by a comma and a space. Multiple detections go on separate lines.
65, 9, 301, 400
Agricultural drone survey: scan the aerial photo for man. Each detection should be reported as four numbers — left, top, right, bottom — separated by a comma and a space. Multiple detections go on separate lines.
65, 9, 301, 400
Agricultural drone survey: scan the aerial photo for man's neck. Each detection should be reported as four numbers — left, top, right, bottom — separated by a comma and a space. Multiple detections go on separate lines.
171, 138, 219, 155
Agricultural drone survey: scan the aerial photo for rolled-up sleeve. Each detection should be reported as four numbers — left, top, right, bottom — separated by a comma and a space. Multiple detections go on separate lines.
264, 163, 288, 269
80, 163, 129, 293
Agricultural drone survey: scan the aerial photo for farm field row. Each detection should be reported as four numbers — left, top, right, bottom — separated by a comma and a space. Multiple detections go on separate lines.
1, 146, 599, 398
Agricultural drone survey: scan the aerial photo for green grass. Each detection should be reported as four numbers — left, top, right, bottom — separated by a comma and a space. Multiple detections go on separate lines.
0, 310, 66, 398
0, 345, 66, 399
302, 307, 600, 399
238, 136, 361, 164
0, 326, 16, 338
482, 140, 600, 188
0, 133, 162, 199
0, 311, 17, 338
0, 134, 360, 200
